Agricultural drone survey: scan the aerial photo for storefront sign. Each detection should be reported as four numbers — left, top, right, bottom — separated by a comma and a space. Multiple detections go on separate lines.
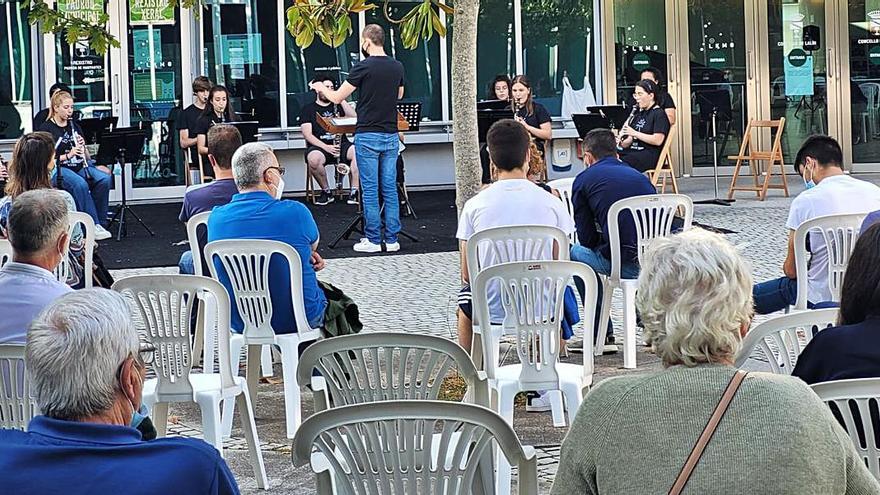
632, 53, 650, 70
132, 71, 176, 102
130, 0, 175, 26
56, 0, 103, 24
802, 25, 820, 51
133, 28, 163, 70
870, 46, 880, 66
784, 49, 813, 96
220, 34, 263, 65
708, 50, 727, 69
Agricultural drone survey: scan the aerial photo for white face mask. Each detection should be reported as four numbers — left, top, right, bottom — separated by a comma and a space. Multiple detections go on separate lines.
273, 177, 285, 200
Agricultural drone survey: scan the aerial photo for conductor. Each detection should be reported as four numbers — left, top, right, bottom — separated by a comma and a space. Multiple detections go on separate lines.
310, 24, 405, 254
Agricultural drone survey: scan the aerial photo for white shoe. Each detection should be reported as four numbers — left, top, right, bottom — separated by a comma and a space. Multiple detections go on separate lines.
95, 225, 112, 241
525, 391, 553, 413
353, 238, 382, 253
385, 241, 400, 252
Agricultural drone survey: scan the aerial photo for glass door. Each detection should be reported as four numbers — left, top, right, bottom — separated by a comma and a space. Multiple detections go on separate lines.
685, 1, 749, 170
124, 4, 185, 188
611, 0, 669, 105
847, 1, 880, 166
766, 0, 827, 160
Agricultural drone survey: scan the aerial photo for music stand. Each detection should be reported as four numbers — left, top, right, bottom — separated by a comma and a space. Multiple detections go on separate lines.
587, 105, 630, 130
77, 116, 117, 145
478, 107, 514, 143
477, 99, 512, 111
572, 113, 613, 138
95, 127, 156, 240
230, 121, 261, 144
328, 108, 419, 249
395, 101, 421, 218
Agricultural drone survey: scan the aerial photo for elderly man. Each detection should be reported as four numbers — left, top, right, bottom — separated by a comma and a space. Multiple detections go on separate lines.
0, 289, 240, 494
0, 190, 72, 343
178, 124, 243, 275
208, 142, 327, 334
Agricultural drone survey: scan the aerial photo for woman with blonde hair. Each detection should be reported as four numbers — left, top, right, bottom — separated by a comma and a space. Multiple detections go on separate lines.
0, 132, 86, 287
36, 91, 112, 240
552, 229, 879, 494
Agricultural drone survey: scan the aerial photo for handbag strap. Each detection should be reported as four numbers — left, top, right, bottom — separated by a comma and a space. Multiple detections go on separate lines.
668, 369, 748, 495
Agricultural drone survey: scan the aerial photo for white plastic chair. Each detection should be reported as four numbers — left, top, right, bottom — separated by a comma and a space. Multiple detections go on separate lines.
53, 212, 94, 288
465, 225, 570, 371
546, 178, 577, 245
793, 213, 867, 310
296, 332, 494, 494
186, 212, 273, 378
112, 274, 268, 489
0, 344, 37, 430
596, 194, 693, 368
811, 378, 880, 481
204, 239, 321, 440
473, 260, 598, 495
292, 400, 538, 495
0, 239, 11, 267
734, 308, 838, 373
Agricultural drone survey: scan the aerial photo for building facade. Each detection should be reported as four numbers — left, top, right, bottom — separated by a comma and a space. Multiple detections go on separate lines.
0, 0, 876, 201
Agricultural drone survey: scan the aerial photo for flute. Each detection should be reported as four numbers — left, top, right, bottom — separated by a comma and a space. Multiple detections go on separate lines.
616, 104, 639, 147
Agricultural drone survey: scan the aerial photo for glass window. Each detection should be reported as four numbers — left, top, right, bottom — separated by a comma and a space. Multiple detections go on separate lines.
521, 0, 596, 116
203, 0, 280, 128
446, 0, 515, 104
284, 7, 358, 127
366, 2, 442, 121
0, 0, 31, 139
613, 0, 667, 105
54, 0, 112, 118
847, 1, 879, 165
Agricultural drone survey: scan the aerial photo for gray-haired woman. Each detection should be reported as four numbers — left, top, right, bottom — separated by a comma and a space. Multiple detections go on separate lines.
551, 229, 879, 494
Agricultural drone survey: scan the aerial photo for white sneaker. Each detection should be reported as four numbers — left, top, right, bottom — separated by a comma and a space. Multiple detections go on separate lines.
95, 225, 112, 241
385, 241, 400, 252
353, 238, 382, 253
525, 391, 553, 412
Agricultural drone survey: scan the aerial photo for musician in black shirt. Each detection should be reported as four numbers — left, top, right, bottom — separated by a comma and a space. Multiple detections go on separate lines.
301, 75, 359, 206
639, 67, 676, 125
511, 75, 552, 158
194, 85, 237, 179
177, 76, 212, 166
618, 79, 671, 173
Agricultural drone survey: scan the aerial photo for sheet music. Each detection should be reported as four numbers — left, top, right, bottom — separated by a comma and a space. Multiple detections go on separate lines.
331, 117, 357, 126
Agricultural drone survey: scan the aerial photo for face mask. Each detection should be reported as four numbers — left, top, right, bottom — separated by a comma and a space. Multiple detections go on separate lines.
130, 402, 149, 429
274, 177, 285, 200
361, 44, 370, 59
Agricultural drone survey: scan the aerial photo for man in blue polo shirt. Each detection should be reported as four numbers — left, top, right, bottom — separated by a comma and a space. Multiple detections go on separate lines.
0, 289, 240, 494
208, 142, 327, 333
569, 129, 656, 352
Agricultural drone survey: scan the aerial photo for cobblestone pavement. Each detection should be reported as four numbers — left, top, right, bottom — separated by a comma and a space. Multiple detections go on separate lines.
109, 175, 880, 494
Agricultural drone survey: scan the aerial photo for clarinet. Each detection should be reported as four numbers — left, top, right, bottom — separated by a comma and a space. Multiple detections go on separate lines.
616, 104, 639, 147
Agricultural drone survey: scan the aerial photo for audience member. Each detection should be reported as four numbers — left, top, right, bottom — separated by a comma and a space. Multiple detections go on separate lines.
301, 74, 360, 206
0, 289, 240, 494
456, 119, 575, 411
568, 129, 656, 351
0, 190, 72, 343
208, 143, 327, 334
617, 79, 670, 173
32, 82, 71, 126
178, 124, 242, 275
753, 135, 880, 314
0, 132, 85, 288
552, 229, 880, 494
36, 91, 112, 240
793, 223, 880, 384
178, 76, 213, 167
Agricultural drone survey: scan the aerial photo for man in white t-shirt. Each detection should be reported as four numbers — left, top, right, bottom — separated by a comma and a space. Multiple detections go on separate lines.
456, 119, 575, 354
753, 135, 880, 314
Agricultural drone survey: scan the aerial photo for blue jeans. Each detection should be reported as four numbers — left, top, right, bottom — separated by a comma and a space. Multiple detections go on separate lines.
178, 250, 195, 275
355, 132, 400, 244
570, 244, 640, 341
53, 166, 111, 226
752, 276, 839, 314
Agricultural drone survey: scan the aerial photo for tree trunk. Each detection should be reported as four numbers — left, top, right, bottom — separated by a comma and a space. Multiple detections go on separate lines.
450, 0, 480, 213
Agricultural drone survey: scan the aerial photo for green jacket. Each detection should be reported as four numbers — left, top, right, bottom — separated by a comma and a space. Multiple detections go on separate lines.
319, 280, 362, 337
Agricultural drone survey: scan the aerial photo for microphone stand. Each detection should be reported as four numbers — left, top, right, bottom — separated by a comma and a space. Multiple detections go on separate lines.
694, 108, 734, 206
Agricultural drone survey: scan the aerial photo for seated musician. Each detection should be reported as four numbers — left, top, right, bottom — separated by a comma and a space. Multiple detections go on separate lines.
511, 75, 552, 173
301, 75, 359, 206
617, 79, 670, 173
479, 75, 511, 184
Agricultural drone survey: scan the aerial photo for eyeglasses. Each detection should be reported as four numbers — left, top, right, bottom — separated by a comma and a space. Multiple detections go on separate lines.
115, 342, 157, 380
265, 166, 286, 177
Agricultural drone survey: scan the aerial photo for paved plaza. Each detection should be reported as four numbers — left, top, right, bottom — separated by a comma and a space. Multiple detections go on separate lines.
109, 175, 880, 494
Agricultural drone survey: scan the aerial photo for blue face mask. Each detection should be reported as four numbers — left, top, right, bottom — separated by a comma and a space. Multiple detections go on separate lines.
130, 403, 149, 429
803, 163, 816, 190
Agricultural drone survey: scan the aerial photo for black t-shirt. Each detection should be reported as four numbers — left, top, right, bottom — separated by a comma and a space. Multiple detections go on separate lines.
618, 105, 671, 172
514, 102, 552, 155
37, 119, 86, 172
299, 101, 344, 145
33, 108, 49, 127
177, 104, 205, 163
194, 112, 230, 138
346, 56, 405, 134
